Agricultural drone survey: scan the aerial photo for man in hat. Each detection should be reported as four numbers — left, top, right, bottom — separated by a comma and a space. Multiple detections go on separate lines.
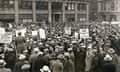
64, 52, 74, 72
40, 65, 51, 72
43, 48, 51, 62
13, 54, 29, 72
73, 42, 86, 72
68, 47, 74, 63
29, 48, 41, 72
102, 54, 116, 72
5, 48, 16, 71
34, 51, 49, 72
15, 32, 26, 55
85, 43, 94, 72
51, 54, 64, 72
0, 59, 11, 72
107, 48, 117, 64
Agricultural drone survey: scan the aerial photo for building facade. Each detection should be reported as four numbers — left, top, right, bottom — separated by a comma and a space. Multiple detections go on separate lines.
0, 0, 90, 24
98, 0, 120, 21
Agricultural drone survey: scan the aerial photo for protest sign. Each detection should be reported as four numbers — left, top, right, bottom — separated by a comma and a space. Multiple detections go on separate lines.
0, 27, 5, 34
16, 28, 26, 37
39, 28, 46, 39
64, 27, 71, 35
0, 32, 12, 43
80, 28, 89, 39
74, 32, 79, 39
32, 30, 38, 36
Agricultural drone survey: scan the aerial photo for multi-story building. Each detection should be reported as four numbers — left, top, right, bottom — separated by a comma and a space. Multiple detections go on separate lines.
0, 0, 90, 24
98, 0, 120, 21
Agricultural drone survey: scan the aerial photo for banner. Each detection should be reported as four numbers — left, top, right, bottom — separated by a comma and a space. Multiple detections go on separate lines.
64, 27, 71, 35
0, 27, 5, 34
32, 30, 38, 36
0, 32, 12, 43
74, 32, 79, 39
80, 28, 89, 39
16, 28, 26, 37
39, 28, 46, 39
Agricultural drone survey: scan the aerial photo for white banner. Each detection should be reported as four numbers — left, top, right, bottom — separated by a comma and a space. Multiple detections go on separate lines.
74, 32, 79, 39
0, 32, 12, 43
80, 28, 89, 39
39, 28, 46, 39
16, 28, 26, 37
0, 27, 5, 34
64, 27, 71, 35
32, 30, 38, 36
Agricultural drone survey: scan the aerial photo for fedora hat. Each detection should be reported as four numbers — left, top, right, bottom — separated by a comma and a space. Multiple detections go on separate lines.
108, 48, 115, 54
104, 54, 112, 61
19, 54, 26, 60
0, 59, 6, 66
40, 65, 51, 72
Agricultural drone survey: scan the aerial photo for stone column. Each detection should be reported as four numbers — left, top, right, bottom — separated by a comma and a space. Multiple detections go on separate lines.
86, 3, 89, 22
48, 1, 52, 23
32, 0, 36, 23
15, 0, 19, 24
62, 2, 65, 23
75, 2, 78, 23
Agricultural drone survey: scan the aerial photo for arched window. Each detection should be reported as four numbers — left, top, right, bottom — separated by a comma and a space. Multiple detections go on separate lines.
111, 2, 115, 11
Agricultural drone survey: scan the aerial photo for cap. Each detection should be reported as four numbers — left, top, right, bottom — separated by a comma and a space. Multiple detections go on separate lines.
104, 54, 112, 61
0, 59, 6, 66
19, 54, 26, 60
40, 65, 51, 72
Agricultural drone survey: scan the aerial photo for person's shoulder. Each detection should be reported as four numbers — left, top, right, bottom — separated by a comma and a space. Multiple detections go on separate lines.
3, 68, 12, 72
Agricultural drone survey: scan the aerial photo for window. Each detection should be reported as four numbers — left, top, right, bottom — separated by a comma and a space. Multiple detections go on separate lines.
111, 2, 115, 11
66, 14, 75, 22
36, 1, 48, 10
78, 14, 86, 22
101, 1, 106, 11
103, 2, 106, 11
0, 0, 14, 10
0, 14, 14, 19
36, 14, 48, 22
65, 3, 75, 11
19, 1, 32, 10
110, 15, 116, 21
102, 15, 106, 21
19, 14, 33, 23
77, 3, 86, 11
52, 2, 62, 11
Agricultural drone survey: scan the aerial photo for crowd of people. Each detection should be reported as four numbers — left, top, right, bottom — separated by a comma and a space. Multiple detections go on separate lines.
0, 22, 120, 72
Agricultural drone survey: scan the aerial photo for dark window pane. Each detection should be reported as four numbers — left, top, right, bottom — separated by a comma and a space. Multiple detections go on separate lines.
36, 1, 48, 10
65, 3, 75, 11
111, 2, 115, 11
78, 3, 86, 11
52, 2, 62, 11
0, 0, 14, 10
36, 14, 48, 22
19, 1, 32, 10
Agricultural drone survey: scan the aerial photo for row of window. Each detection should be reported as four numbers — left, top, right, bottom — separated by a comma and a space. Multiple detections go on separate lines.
101, 1, 115, 11
0, 0, 14, 9
0, 1, 87, 11
0, 14, 86, 22
102, 15, 116, 21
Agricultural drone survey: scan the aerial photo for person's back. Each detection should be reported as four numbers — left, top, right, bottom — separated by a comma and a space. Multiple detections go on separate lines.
64, 59, 74, 72
34, 53, 49, 72
0, 59, 12, 72
0, 67, 12, 72
52, 60, 63, 72
102, 62, 116, 72
102, 54, 116, 72
15, 32, 26, 54
15, 35, 25, 47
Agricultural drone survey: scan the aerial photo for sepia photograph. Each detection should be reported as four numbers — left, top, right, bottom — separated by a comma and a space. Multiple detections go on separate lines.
0, 0, 119, 72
